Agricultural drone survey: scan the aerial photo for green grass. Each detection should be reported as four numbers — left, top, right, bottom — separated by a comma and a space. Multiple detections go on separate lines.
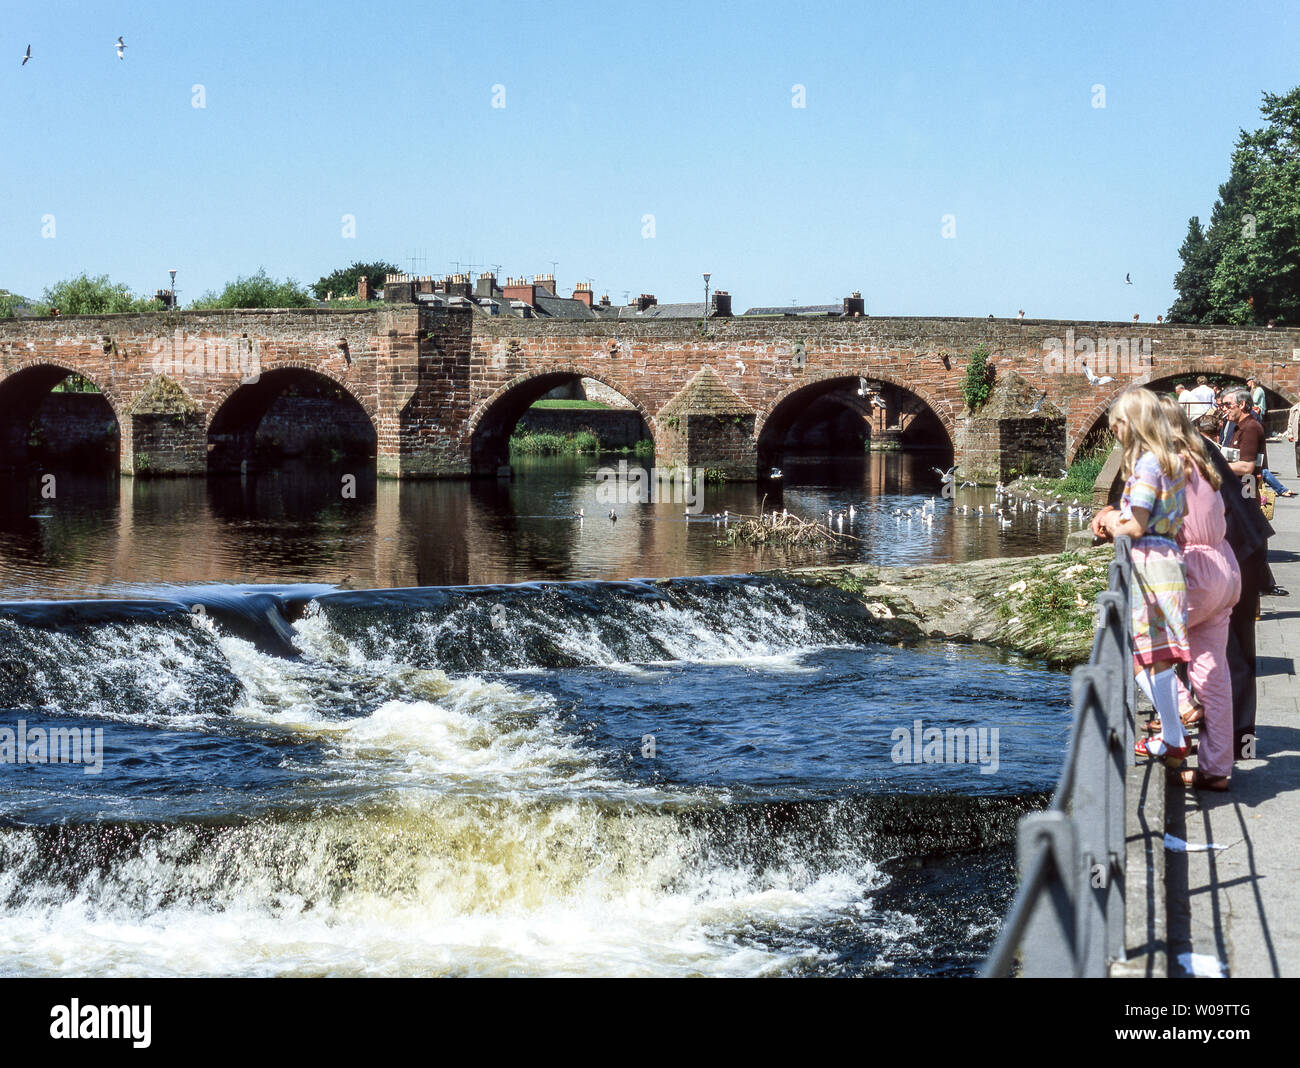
509, 429, 602, 455
528, 399, 610, 410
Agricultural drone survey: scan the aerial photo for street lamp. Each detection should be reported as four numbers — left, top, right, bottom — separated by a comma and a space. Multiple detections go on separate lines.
703, 273, 712, 319
168, 269, 177, 310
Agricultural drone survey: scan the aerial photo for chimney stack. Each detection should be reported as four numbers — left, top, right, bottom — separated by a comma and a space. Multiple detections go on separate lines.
599, 293, 611, 307
503, 276, 537, 306
636, 293, 657, 312
712, 291, 732, 317
383, 272, 415, 303
572, 282, 594, 308
843, 291, 866, 317
475, 273, 500, 298
357, 275, 374, 301
443, 273, 472, 298
534, 272, 557, 295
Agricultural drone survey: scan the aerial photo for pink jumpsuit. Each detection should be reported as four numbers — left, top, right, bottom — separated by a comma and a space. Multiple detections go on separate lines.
1176, 461, 1242, 779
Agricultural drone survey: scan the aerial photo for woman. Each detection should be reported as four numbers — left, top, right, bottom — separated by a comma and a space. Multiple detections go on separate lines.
1091, 388, 1190, 764
1152, 396, 1241, 790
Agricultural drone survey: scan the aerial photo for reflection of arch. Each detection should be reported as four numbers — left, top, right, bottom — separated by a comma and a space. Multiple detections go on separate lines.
467, 365, 654, 474
0, 363, 122, 469
206, 366, 377, 473
755, 372, 954, 467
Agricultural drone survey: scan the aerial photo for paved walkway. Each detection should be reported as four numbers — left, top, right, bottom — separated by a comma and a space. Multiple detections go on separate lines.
1165, 435, 1300, 977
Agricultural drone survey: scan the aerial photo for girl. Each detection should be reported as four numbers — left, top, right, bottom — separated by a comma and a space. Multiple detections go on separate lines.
1090, 388, 1190, 763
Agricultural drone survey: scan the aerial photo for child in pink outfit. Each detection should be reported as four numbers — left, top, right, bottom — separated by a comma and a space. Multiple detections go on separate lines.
1175, 454, 1242, 783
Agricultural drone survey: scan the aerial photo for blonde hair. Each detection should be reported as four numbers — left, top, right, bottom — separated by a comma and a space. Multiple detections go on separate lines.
1158, 393, 1222, 490
1107, 387, 1183, 481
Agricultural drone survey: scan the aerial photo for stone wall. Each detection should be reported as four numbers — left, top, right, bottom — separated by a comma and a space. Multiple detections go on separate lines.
31, 392, 119, 463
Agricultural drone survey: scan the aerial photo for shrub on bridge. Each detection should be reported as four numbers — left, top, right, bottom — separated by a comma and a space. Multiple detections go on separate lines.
192, 269, 314, 310
41, 274, 159, 315
962, 343, 993, 411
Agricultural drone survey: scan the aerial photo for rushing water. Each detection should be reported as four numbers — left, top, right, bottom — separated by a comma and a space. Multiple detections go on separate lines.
0, 452, 1077, 976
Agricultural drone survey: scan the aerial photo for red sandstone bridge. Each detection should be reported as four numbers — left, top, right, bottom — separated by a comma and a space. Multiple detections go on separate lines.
2, 305, 1297, 481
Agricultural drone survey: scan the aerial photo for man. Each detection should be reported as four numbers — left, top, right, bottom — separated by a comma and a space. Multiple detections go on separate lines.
1185, 375, 1216, 419
1222, 388, 1288, 593
1247, 377, 1267, 422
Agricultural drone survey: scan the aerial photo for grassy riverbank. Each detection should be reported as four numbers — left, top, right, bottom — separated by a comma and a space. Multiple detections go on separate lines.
786, 545, 1113, 665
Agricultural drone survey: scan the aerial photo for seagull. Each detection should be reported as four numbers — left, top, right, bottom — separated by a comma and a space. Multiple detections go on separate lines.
857, 377, 868, 396
734, 360, 746, 375
848, 505, 856, 520
1125, 273, 1132, 285
769, 467, 782, 479
21, 44, 31, 66
1082, 363, 1115, 386
1029, 391, 1047, 414
608, 509, 617, 521
932, 465, 957, 484
571, 508, 585, 520
115, 36, 126, 60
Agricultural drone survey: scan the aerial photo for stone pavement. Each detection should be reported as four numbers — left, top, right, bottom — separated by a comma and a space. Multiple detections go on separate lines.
1164, 434, 1300, 978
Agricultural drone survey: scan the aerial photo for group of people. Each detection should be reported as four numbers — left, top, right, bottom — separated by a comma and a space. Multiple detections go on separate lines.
1091, 385, 1276, 792
1175, 375, 1295, 498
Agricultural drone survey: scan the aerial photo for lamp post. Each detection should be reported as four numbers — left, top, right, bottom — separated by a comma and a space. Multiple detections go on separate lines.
703, 273, 711, 319
168, 269, 177, 310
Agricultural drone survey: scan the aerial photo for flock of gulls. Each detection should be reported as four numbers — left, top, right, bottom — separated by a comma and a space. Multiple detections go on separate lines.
569, 467, 1091, 536
19, 37, 127, 66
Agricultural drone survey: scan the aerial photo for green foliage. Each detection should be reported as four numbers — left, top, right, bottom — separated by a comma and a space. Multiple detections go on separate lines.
311, 261, 398, 301
192, 269, 314, 309
51, 374, 101, 394
634, 438, 655, 458
0, 290, 45, 318
1169, 87, 1300, 325
962, 343, 992, 411
1062, 434, 1116, 495
528, 399, 609, 410
508, 429, 603, 455
40, 274, 159, 315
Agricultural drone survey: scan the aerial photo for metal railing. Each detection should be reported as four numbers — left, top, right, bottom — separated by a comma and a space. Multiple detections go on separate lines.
982, 535, 1135, 977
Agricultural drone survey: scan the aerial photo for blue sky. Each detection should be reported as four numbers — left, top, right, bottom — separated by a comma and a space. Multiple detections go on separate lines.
2, 0, 1297, 318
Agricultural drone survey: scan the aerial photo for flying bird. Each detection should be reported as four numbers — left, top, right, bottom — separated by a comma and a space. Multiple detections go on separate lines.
1082, 364, 1115, 386
1029, 391, 1047, 414
734, 360, 746, 375
116, 36, 126, 60
1125, 273, 1132, 284
21, 44, 31, 66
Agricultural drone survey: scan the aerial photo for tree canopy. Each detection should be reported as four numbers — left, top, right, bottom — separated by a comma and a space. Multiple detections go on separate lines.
1169, 87, 1300, 325
311, 261, 398, 301
39, 274, 159, 315
192, 269, 315, 309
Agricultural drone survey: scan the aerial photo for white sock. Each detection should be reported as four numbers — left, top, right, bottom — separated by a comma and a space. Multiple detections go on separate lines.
1137, 667, 1187, 752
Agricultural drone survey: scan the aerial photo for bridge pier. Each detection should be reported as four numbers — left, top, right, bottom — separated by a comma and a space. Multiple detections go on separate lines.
655, 367, 759, 480
122, 376, 208, 477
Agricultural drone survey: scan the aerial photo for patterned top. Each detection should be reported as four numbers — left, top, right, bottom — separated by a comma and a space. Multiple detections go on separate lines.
1120, 450, 1186, 543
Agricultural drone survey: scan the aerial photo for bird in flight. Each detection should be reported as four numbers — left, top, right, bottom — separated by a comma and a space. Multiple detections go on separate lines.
116, 36, 127, 60
1125, 273, 1132, 284
1082, 364, 1115, 386
21, 44, 31, 66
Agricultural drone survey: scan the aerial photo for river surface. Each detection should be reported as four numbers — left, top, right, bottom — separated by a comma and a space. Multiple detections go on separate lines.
0, 452, 1080, 976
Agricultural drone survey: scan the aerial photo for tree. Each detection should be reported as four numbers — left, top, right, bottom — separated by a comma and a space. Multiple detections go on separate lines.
1169, 87, 1300, 325
41, 273, 159, 315
1167, 218, 1213, 323
0, 290, 45, 318
192, 269, 315, 309
311, 261, 398, 301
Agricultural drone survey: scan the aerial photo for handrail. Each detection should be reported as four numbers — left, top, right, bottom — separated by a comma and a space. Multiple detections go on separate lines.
982, 535, 1134, 977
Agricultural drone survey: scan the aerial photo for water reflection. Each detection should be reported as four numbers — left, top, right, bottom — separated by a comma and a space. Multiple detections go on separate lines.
0, 453, 1090, 599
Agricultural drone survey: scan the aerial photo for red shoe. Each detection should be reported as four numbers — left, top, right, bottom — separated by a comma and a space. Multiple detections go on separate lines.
1135, 736, 1187, 766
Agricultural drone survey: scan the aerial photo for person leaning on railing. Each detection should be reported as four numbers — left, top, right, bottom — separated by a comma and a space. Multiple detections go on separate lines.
1090, 387, 1192, 766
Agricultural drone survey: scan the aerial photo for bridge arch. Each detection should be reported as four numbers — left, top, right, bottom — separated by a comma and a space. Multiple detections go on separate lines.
206, 365, 377, 474
0, 362, 123, 470
755, 371, 955, 470
467, 365, 654, 475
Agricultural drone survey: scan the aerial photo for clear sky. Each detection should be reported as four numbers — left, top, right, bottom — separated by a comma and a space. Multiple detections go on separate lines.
2, 0, 1297, 318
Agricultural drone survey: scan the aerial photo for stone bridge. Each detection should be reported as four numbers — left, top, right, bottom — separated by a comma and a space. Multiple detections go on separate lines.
1, 304, 1297, 480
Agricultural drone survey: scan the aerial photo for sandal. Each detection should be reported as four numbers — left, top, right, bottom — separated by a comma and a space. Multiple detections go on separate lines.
1179, 769, 1229, 792
1144, 709, 1202, 733
1135, 736, 1187, 766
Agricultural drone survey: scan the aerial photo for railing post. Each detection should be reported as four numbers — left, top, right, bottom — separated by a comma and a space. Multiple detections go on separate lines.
1070, 666, 1112, 976
1016, 811, 1079, 977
